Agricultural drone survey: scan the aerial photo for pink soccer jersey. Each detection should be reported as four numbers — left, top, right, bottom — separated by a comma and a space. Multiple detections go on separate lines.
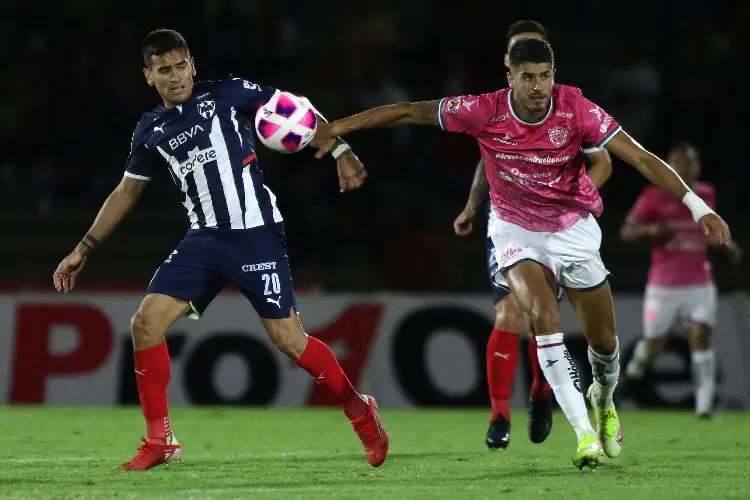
626, 182, 716, 287
439, 84, 621, 232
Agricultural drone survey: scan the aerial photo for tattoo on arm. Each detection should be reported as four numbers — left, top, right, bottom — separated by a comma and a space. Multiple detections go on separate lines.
411, 100, 441, 126
467, 160, 489, 207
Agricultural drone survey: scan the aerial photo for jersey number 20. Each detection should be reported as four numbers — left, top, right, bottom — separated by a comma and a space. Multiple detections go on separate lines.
262, 273, 281, 295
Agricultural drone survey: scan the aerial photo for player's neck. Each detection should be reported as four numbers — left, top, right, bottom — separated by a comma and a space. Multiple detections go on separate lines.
509, 90, 549, 123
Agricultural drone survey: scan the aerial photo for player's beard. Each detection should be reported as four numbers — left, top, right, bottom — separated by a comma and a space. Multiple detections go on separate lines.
526, 94, 549, 114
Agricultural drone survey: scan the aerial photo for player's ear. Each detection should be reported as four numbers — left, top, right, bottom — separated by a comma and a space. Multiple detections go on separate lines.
143, 67, 154, 87
503, 53, 510, 68
190, 56, 196, 77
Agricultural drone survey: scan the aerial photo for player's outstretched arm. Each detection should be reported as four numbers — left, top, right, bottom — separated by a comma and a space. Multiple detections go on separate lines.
604, 130, 731, 245
307, 107, 367, 192
620, 221, 669, 242
52, 176, 147, 293
454, 159, 488, 236
583, 149, 612, 189
313, 100, 441, 158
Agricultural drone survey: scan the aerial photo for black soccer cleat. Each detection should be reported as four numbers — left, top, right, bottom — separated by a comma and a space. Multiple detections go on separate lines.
485, 415, 511, 450
528, 395, 553, 444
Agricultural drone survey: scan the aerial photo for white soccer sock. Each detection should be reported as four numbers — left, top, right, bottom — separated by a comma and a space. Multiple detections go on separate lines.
588, 337, 620, 410
536, 333, 594, 440
691, 349, 716, 416
625, 339, 650, 380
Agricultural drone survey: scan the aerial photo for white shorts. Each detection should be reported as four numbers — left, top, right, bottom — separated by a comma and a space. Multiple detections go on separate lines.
643, 283, 717, 338
488, 212, 609, 292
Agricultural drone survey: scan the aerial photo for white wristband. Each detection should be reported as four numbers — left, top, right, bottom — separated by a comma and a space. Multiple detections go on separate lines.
681, 191, 714, 222
331, 143, 352, 160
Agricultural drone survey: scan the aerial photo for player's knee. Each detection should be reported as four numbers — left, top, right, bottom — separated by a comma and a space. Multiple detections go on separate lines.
494, 301, 522, 331
130, 310, 165, 345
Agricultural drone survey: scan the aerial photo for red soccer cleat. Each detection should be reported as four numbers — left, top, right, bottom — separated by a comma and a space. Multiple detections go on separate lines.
351, 395, 389, 467
120, 436, 182, 471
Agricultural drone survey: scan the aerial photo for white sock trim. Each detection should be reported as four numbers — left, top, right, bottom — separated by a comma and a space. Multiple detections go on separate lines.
536, 333, 564, 346
588, 337, 620, 362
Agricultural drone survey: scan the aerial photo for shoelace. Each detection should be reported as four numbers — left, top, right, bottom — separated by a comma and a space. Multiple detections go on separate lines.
355, 415, 381, 443
128, 438, 159, 465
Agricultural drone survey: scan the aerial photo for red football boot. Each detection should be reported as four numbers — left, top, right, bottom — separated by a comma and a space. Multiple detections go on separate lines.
121, 436, 182, 471
351, 395, 389, 467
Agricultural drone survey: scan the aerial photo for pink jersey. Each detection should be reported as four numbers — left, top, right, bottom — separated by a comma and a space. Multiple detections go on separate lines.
627, 182, 716, 287
439, 84, 621, 232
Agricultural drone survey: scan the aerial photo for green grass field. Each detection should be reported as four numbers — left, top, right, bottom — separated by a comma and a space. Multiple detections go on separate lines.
1, 407, 748, 499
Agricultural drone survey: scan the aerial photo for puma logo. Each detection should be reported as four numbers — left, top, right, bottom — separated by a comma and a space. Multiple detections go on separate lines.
546, 360, 558, 368
266, 296, 281, 308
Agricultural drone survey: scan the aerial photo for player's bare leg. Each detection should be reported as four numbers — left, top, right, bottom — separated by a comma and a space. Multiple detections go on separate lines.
626, 336, 666, 380
484, 296, 522, 450
122, 293, 189, 471
566, 282, 623, 458
261, 309, 388, 467
506, 261, 600, 469
688, 322, 715, 418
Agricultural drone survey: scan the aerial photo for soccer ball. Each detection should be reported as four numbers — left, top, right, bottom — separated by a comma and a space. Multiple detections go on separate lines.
254, 91, 318, 153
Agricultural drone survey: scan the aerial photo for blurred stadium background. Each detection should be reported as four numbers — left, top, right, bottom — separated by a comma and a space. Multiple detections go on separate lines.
1, 2, 749, 497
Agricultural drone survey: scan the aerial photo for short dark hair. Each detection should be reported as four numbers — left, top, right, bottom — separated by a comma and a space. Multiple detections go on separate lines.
141, 29, 189, 67
506, 20, 548, 48
508, 38, 554, 68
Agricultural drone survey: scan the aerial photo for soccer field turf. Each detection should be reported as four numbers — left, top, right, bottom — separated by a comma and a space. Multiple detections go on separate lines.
0, 408, 748, 499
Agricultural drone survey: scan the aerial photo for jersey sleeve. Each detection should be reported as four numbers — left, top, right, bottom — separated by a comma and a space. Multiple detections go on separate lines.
227, 77, 278, 112
581, 142, 602, 154
123, 122, 160, 181
626, 187, 658, 223
438, 93, 496, 136
576, 92, 622, 149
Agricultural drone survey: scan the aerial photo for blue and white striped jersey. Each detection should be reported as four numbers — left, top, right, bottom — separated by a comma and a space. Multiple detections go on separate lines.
124, 77, 282, 230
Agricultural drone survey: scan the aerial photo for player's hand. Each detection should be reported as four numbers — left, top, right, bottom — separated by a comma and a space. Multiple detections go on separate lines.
53, 247, 88, 293
453, 207, 476, 236
336, 151, 367, 192
698, 213, 731, 246
312, 123, 337, 159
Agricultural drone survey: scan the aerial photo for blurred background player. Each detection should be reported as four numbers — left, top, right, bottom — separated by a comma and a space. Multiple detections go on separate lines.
52, 29, 386, 471
620, 141, 742, 418
452, 19, 613, 450
313, 38, 732, 469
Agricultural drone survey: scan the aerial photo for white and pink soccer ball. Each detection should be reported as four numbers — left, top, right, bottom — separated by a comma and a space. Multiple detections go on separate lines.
254, 91, 318, 153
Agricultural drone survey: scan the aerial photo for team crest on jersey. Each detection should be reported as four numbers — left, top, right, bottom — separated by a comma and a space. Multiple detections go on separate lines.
197, 100, 216, 120
548, 126, 569, 147
446, 97, 460, 114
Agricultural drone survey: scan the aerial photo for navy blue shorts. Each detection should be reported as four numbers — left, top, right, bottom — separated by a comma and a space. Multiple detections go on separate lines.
147, 223, 296, 320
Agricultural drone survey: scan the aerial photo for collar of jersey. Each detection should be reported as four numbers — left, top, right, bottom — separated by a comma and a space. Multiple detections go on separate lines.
508, 89, 553, 126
